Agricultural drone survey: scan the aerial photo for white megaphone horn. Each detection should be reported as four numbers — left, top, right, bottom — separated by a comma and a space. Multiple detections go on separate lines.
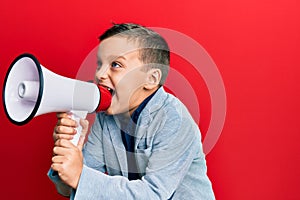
3, 53, 112, 145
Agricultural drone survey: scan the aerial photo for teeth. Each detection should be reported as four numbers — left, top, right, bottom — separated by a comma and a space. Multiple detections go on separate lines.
106, 87, 114, 95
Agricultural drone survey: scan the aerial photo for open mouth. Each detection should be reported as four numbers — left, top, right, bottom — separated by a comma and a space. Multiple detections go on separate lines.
98, 83, 115, 96
105, 86, 115, 96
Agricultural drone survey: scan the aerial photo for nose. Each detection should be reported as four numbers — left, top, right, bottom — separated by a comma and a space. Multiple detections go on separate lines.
95, 65, 110, 82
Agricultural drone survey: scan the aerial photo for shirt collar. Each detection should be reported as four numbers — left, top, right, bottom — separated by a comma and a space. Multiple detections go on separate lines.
131, 88, 159, 124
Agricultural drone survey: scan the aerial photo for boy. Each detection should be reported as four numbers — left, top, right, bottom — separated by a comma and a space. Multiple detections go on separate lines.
49, 23, 215, 199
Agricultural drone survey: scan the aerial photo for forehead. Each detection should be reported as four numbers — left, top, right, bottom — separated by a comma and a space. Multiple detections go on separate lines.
97, 36, 140, 60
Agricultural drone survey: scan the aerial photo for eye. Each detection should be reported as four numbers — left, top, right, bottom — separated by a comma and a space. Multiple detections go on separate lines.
111, 61, 122, 69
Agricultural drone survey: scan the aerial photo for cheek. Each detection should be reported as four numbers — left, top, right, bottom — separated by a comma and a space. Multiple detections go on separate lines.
109, 82, 140, 113
114, 72, 144, 94
107, 92, 131, 114
94, 75, 99, 84
110, 70, 147, 111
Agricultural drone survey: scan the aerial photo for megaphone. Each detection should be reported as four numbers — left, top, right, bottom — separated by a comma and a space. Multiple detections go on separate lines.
3, 53, 112, 145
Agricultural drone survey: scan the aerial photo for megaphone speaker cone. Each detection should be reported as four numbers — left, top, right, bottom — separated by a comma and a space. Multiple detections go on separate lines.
2, 53, 43, 125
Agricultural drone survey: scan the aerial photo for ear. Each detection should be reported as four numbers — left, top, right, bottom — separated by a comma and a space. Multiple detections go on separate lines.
144, 68, 162, 90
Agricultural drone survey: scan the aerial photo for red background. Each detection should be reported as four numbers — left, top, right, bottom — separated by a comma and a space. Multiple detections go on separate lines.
0, 0, 299, 199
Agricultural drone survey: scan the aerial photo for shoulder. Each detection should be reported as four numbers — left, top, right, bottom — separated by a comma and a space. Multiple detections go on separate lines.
143, 87, 198, 135
147, 87, 192, 122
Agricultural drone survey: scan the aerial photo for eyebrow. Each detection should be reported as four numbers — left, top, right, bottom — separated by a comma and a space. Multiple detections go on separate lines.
97, 55, 127, 66
107, 55, 127, 61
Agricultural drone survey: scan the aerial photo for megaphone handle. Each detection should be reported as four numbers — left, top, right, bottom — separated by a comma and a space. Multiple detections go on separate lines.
69, 110, 88, 146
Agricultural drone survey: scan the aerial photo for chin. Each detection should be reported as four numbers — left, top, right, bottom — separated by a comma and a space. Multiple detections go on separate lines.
105, 105, 131, 116
104, 107, 114, 115
105, 106, 122, 115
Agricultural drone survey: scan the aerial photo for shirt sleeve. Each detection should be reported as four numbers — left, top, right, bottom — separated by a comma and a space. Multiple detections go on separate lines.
47, 168, 72, 197
81, 113, 106, 173
47, 113, 106, 198
73, 103, 210, 199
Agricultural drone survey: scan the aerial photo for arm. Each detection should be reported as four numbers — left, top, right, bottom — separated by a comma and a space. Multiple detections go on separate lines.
81, 113, 107, 173
74, 105, 204, 199
48, 112, 104, 197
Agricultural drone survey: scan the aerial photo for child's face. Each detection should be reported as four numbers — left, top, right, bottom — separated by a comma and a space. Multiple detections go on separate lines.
95, 36, 151, 115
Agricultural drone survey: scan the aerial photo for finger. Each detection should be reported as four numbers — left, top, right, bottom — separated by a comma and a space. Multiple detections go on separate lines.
53, 146, 63, 156
77, 119, 89, 150
53, 146, 76, 158
51, 163, 62, 173
54, 133, 74, 141
53, 114, 76, 142
53, 146, 69, 156
55, 139, 75, 148
55, 125, 77, 135
57, 117, 78, 127
52, 155, 65, 164
77, 135, 85, 151
56, 112, 71, 119
79, 119, 89, 137
53, 126, 74, 141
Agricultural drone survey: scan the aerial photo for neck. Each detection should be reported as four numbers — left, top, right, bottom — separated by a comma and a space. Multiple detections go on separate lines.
121, 86, 159, 118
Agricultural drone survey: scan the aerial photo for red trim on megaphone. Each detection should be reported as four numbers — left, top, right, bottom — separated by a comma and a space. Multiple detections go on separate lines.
95, 85, 112, 112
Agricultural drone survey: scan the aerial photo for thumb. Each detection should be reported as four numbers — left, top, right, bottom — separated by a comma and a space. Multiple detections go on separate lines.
77, 135, 85, 151
77, 119, 89, 150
